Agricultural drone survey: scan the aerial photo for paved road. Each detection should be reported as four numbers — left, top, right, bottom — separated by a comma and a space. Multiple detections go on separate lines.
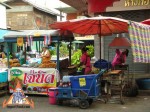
0, 92, 150, 112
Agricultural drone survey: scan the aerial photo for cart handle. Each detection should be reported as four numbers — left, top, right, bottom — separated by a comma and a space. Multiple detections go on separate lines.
95, 69, 107, 79
86, 69, 106, 97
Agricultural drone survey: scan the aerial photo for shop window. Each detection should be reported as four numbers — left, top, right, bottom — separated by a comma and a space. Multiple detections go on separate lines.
17, 14, 28, 26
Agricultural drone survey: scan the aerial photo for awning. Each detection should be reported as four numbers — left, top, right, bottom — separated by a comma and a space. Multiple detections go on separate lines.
4, 30, 74, 42
4, 30, 59, 38
0, 29, 15, 42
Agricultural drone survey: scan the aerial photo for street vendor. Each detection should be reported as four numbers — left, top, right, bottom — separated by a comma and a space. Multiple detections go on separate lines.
111, 49, 129, 69
77, 46, 91, 75
41, 45, 51, 62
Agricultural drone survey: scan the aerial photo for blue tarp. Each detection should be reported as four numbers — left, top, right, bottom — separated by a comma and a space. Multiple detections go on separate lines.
0, 29, 9, 42
93, 59, 112, 70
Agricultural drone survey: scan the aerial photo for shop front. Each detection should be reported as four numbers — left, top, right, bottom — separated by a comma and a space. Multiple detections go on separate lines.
3, 29, 74, 94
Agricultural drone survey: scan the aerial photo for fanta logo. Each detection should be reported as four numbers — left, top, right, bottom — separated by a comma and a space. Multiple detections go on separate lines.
11, 69, 23, 76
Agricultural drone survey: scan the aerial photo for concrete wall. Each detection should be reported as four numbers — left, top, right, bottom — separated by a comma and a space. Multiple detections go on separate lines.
33, 8, 57, 30
0, 4, 7, 29
6, 11, 34, 30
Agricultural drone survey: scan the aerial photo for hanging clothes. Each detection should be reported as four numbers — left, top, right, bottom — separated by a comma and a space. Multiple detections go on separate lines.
26, 36, 33, 46
129, 21, 150, 63
44, 35, 51, 45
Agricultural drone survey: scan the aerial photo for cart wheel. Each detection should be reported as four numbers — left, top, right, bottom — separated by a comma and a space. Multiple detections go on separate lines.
57, 99, 63, 105
79, 100, 89, 109
87, 99, 93, 105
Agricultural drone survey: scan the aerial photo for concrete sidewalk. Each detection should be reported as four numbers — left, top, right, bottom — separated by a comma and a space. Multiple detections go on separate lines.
0, 92, 150, 112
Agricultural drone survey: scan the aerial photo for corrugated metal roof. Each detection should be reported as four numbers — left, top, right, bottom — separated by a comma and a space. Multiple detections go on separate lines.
56, 7, 77, 13
59, 0, 88, 12
22, 0, 60, 16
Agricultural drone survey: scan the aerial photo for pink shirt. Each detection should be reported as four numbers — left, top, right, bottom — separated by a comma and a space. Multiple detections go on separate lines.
112, 49, 127, 68
80, 52, 91, 74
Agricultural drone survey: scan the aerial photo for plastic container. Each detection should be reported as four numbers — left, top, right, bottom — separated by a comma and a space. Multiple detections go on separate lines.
136, 78, 150, 90
48, 88, 57, 105
70, 74, 100, 96
0, 71, 8, 83
62, 76, 72, 82
57, 87, 72, 98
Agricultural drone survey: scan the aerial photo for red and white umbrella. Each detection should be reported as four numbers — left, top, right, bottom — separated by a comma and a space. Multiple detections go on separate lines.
50, 16, 129, 59
50, 16, 129, 36
141, 19, 150, 25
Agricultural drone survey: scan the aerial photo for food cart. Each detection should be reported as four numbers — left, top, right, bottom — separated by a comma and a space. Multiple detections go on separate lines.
0, 29, 19, 95
3, 30, 74, 95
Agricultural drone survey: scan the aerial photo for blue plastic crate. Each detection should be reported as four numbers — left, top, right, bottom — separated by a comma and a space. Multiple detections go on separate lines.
0, 71, 8, 83
136, 78, 150, 90
70, 74, 100, 96
57, 87, 72, 98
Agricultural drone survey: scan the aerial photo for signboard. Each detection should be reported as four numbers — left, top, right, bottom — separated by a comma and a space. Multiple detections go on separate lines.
79, 78, 86, 87
9, 67, 60, 94
3, 81, 34, 108
88, 0, 150, 13
125, 0, 150, 7
106, 0, 150, 12
17, 37, 23, 46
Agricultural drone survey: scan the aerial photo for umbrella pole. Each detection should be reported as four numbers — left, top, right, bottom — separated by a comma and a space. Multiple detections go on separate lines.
69, 41, 71, 66
98, 34, 101, 70
99, 35, 101, 60
98, 20, 102, 70
56, 37, 60, 71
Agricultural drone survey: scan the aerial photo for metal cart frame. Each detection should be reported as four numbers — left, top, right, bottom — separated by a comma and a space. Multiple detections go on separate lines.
53, 69, 106, 109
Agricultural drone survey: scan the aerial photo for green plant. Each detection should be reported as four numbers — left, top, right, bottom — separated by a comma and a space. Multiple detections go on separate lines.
9, 52, 12, 59
59, 43, 69, 57
49, 49, 56, 56
86, 45, 94, 58
71, 49, 82, 65
71, 45, 94, 71
71, 49, 82, 71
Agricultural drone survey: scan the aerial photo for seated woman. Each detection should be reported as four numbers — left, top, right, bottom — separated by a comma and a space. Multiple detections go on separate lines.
111, 49, 129, 69
41, 45, 51, 62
